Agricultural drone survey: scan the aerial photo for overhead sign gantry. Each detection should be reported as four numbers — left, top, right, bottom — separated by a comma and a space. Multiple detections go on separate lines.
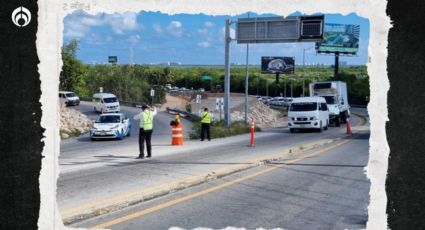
223, 15, 324, 127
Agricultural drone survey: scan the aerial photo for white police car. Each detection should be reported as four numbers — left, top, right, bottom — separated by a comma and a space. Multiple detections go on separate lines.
90, 113, 131, 140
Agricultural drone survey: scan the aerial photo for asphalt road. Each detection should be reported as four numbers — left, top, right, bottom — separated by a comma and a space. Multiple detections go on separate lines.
76, 130, 370, 230
60, 101, 193, 159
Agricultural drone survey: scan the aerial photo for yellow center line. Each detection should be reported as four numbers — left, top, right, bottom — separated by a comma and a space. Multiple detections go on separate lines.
89, 139, 350, 229
62, 113, 367, 217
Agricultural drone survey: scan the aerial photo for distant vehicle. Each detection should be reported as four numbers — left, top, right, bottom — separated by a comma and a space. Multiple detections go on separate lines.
281, 97, 293, 107
270, 97, 285, 106
198, 88, 205, 92
59, 91, 80, 106
165, 84, 172, 90
259, 96, 272, 103
263, 97, 274, 105
92, 93, 120, 113
287, 96, 329, 133
309, 81, 350, 127
90, 113, 131, 140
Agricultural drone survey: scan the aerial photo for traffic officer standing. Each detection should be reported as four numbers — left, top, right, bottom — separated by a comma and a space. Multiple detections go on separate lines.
137, 104, 157, 159
200, 107, 211, 141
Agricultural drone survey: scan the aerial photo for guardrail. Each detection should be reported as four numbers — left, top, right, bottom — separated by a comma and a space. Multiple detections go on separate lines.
165, 107, 200, 122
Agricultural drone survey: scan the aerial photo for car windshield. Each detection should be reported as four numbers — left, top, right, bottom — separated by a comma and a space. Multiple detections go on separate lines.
96, 115, 121, 123
66, 93, 76, 97
103, 97, 117, 103
323, 96, 336, 104
289, 102, 318, 111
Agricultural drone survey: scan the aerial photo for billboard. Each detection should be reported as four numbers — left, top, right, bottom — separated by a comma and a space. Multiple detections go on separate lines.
108, 56, 117, 63
317, 23, 360, 54
261, 57, 295, 74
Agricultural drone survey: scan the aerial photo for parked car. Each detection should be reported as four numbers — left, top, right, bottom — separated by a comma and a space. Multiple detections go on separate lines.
59, 91, 80, 106
90, 113, 131, 140
287, 96, 329, 133
259, 96, 272, 103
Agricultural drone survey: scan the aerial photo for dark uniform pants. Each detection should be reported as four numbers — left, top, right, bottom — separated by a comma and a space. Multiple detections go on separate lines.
139, 128, 153, 157
201, 123, 210, 141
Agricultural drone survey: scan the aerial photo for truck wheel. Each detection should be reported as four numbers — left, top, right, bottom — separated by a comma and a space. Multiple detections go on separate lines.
289, 128, 294, 133
318, 122, 322, 132
324, 120, 328, 130
335, 118, 341, 127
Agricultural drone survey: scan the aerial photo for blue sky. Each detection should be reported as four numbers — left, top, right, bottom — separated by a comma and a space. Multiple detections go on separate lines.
64, 11, 369, 65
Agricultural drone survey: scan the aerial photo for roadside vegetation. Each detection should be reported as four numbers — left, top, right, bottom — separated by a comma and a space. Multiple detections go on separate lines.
189, 121, 261, 140
61, 39, 369, 106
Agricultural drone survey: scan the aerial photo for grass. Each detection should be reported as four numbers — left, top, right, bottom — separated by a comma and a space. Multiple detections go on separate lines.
189, 120, 261, 140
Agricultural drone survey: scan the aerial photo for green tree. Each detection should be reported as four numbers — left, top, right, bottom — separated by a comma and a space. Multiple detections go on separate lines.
60, 40, 88, 97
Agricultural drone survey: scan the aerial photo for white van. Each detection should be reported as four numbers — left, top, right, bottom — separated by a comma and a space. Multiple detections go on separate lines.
59, 91, 80, 106
92, 93, 120, 113
287, 96, 329, 133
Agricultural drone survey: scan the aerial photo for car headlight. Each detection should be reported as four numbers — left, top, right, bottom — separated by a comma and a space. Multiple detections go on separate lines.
310, 116, 318, 120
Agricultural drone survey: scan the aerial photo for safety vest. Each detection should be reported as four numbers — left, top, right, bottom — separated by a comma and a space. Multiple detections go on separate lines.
201, 111, 211, 124
140, 110, 154, 130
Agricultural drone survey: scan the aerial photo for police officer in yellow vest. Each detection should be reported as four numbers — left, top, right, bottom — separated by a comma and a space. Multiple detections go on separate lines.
200, 107, 212, 141
137, 104, 157, 159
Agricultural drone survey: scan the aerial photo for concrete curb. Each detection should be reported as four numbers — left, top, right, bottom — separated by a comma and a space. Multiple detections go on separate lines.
63, 137, 341, 225
63, 113, 369, 225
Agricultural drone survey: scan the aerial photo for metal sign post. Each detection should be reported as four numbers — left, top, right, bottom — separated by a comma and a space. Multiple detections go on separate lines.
196, 94, 202, 115
150, 89, 155, 105
216, 98, 224, 121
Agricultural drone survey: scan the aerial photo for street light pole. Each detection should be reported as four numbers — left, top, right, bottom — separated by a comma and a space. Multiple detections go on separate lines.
244, 12, 250, 124
302, 47, 313, 97
224, 19, 232, 128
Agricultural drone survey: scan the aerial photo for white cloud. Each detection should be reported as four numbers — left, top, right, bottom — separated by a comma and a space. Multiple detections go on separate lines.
152, 23, 163, 33
105, 12, 139, 34
197, 28, 209, 36
64, 21, 88, 38
167, 21, 183, 37
127, 35, 141, 44
197, 41, 210, 48
86, 33, 112, 45
204, 21, 214, 28
80, 17, 104, 26
219, 27, 236, 40
64, 12, 141, 39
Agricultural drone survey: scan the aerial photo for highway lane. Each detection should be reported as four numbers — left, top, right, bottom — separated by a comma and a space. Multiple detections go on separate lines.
77, 130, 370, 230
57, 107, 367, 223
60, 101, 193, 159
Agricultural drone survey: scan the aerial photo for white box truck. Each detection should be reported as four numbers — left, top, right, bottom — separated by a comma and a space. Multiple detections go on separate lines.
309, 81, 350, 126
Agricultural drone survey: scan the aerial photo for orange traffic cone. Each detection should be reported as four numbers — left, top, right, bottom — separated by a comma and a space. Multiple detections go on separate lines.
171, 115, 183, 145
346, 118, 352, 135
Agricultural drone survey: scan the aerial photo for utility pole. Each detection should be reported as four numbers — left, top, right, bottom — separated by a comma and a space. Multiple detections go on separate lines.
224, 19, 232, 128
